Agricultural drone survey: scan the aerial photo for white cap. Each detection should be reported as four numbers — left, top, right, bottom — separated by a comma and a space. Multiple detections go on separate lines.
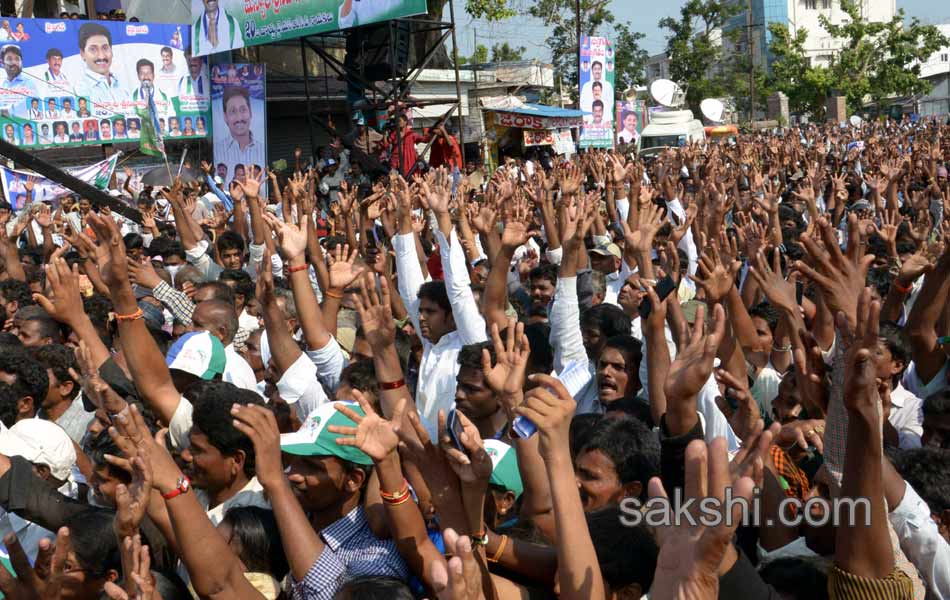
0, 419, 76, 481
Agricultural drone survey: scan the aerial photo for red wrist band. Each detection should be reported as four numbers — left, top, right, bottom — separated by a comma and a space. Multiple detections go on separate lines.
894, 280, 912, 294
380, 378, 405, 390
286, 263, 308, 274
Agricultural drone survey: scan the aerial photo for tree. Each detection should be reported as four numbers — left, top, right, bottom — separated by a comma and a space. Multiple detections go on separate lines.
491, 42, 526, 62
526, 0, 647, 100
819, 0, 948, 112
459, 44, 490, 65
766, 23, 833, 118
659, 0, 741, 111
416, 0, 515, 68
613, 24, 649, 91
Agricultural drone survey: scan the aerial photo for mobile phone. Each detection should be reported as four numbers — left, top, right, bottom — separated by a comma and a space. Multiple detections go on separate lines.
796, 281, 804, 305
638, 274, 677, 320
446, 409, 466, 451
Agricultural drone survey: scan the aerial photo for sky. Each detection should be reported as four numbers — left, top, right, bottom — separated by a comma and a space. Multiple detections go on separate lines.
453, 0, 948, 61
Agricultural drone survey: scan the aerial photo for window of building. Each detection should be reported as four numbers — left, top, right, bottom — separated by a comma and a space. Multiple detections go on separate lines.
942, 53, 949, 62
821, 0, 830, 8
805, 0, 817, 8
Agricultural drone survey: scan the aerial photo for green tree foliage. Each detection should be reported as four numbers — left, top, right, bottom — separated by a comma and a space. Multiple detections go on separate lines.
460, 44, 490, 65
659, 0, 741, 110
526, 0, 646, 99
767, 0, 948, 117
491, 42, 526, 62
819, 0, 947, 111
466, 0, 516, 21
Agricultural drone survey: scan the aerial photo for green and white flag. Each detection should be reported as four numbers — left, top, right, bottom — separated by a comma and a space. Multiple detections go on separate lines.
0, 154, 121, 210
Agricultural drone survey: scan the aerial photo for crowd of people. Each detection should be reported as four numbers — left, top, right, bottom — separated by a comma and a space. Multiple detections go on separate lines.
0, 114, 948, 600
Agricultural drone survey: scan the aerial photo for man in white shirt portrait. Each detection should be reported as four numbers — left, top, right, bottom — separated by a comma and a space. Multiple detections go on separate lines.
43, 47, 69, 94
579, 59, 613, 116
216, 85, 264, 173
338, 0, 407, 29
44, 98, 60, 119
75, 22, 130, 113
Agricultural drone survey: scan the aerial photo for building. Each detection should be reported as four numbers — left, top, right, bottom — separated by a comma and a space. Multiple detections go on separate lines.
645, 53, 671, 87
726, 0, 896, 71
915, 23, 950, 116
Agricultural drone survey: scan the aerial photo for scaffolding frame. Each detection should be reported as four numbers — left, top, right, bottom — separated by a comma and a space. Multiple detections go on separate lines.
296, 0, 466, 174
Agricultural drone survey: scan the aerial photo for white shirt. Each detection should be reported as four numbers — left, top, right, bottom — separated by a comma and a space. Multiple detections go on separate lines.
224, 343, 259, 392
889, 482, 950, 599
216, 132, 265, 175
394, 227, 488, 437
889, 383, 924, 449
338, 0, 406, 29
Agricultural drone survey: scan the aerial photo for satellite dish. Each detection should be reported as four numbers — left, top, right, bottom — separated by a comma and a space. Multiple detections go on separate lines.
700, 98, 725, 124
849, 115, 863, 127
650, 79, 685, 108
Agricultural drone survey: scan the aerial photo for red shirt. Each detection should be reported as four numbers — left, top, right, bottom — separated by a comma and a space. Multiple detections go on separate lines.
429, 134, 462, 171
387, 128, 424, 176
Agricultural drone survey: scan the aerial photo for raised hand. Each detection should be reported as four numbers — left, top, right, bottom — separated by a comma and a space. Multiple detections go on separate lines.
838, 288, 882, 413
32, 258, 86, 327
199, 160, 213, 175
437, 409, 492, 484
108, 405, 183, 498
329, 390, 405, 463
622, 201, 665, 255
648, 438, 755, 600
85, 211, 129, 290
230, 403, 285, 491
748, 248, 799, 315
327, 243, 366, 290
352, 273, 396, 348
263, 210, 308, 261
430, 528, 484, 600
112, 454, 153, 539
0, 527, 70, 600
234, 164, 266, 199
664, 303, 726, 404
103, 535, 154, 600
691, 244, 739, 304
556, 163, 582, 195
515, 374, 576, 460
421, 167, 453, 214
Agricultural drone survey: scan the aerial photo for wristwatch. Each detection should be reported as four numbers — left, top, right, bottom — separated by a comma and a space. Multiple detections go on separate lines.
162, 476, 191, 500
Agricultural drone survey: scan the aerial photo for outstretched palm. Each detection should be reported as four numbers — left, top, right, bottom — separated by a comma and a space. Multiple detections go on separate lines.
327, 244, 366, 290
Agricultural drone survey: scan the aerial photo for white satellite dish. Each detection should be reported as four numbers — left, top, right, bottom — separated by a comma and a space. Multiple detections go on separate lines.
849, 115, 863, 127
650, 79, 685, 108
700, 98, 725, 124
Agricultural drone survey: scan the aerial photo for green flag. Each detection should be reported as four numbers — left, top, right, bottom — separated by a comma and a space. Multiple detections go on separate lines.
137, 106, 163, 158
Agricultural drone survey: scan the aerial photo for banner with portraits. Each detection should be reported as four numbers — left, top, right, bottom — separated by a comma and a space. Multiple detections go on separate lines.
190, 0, 428, 58
578, 35, 614, 149
0, 17, 210, 150
615, 100, 648, 148
211, 63, 266, 191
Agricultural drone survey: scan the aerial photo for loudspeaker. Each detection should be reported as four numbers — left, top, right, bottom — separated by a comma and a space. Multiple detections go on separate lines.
345, 20, 411, 81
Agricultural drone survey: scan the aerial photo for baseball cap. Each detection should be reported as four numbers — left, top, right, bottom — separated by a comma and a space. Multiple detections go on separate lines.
849, 199, 873, 212
166, 331, 226, 380
326, 158, 337, 167
280, 402, 372, 466
0, 419, 76, 481
484, 439, 523, 498
590, 243, 621, 259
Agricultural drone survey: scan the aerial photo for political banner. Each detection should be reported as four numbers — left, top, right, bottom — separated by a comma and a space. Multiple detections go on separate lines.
0, 17, 210, 150
211, 63, 266, 190
615, 100, 648, 147
190, 0, 428, 57
0, 153, 120, 209
578, 35, 614, 149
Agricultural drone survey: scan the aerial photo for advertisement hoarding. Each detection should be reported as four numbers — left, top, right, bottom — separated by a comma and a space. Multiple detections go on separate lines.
190, 0, 428, 57
578, 35, 614, 149
615, 99, 648, 147
0, 18, 209, 150
211, 63, 266, 190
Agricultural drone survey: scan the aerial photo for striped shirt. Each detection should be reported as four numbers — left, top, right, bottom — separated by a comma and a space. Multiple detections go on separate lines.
289, 506, 409, 600
215, 132, 265, 176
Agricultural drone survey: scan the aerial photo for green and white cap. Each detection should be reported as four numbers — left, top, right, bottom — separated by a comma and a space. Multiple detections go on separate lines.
165, 331, 226, 380
280, 402, 373, 466
484, 439, 523, 499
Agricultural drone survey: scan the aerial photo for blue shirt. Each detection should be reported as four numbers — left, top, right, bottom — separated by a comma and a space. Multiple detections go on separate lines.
0, 74, 40, 118
289, 506, 409, 600
75, 69, 130, 117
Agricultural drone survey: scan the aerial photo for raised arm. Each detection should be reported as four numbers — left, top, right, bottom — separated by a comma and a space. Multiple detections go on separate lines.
86, 212, 182, 426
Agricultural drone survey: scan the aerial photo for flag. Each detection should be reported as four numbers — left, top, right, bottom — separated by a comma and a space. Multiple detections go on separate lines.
0, 154, 121, 209
137, 87, 166, 158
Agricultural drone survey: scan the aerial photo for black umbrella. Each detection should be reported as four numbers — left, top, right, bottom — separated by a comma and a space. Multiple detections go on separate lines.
139, 166, 199, 187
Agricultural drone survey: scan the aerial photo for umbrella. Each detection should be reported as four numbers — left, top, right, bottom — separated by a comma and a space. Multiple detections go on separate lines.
139, 166, 199, 188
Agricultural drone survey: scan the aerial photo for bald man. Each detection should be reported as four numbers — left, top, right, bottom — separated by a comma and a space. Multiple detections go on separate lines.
192, 298, 257, 391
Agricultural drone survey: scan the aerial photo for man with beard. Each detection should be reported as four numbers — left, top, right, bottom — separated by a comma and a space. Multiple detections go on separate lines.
178, 48, 210, 111
0, 45, 39, 118
132, 58, 171, 117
